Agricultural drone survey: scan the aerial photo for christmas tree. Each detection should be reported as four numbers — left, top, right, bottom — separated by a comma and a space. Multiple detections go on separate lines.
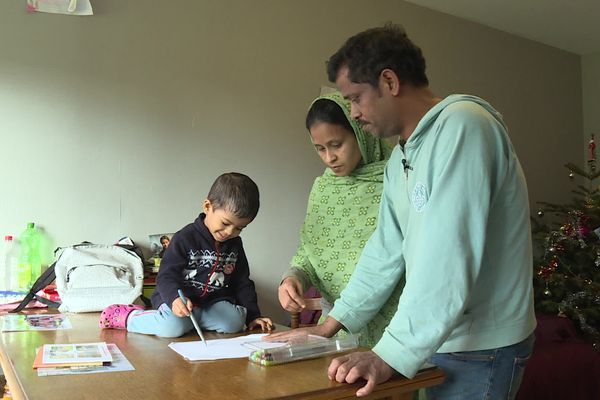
532, 134, 600, 350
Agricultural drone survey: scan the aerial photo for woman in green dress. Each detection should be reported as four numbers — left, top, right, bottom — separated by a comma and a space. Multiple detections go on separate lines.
278, 91, 404, 347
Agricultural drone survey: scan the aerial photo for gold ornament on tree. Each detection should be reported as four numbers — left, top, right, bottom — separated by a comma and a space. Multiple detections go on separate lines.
544, 282, 551, 296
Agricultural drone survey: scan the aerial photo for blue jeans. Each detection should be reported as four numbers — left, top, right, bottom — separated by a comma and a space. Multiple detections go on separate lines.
126, 301, 247, 338
426, 334, 535, 400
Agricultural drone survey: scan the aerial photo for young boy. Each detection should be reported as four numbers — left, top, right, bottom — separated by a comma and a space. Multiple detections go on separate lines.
100, 172, 273, 337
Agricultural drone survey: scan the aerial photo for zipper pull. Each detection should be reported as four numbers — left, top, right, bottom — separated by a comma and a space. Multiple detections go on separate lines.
402, 159, 412, 178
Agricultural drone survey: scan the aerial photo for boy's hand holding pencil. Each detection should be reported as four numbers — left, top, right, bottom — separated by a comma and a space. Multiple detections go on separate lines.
171, 295, 193, 318
177, 289, 207, 346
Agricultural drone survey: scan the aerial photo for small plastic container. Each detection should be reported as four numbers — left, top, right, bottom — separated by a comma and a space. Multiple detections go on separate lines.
1, 235, 22, 305
1, 235, 19, 292
248, 334, 359, 366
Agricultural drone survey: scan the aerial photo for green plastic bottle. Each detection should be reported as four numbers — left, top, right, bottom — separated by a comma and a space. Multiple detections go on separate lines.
17, 222, 41, 291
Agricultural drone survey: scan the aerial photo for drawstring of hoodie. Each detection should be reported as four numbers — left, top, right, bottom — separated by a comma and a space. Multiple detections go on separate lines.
199, 240, 221, 298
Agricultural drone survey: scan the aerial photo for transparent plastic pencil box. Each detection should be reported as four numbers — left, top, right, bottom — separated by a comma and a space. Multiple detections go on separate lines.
247, 334, 358, 366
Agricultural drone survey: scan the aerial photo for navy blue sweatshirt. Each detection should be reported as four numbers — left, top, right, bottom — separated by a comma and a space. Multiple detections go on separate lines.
151, 213, 261, 325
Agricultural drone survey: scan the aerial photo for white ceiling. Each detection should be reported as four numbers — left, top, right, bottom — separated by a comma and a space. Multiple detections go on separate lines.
404, 0, 600, 55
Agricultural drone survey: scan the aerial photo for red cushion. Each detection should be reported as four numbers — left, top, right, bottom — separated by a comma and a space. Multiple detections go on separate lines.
516, 313, 600, 400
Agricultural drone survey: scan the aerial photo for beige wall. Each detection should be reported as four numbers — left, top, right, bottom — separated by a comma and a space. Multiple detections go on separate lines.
0, 0, 583, 323
583, 53, 600, 162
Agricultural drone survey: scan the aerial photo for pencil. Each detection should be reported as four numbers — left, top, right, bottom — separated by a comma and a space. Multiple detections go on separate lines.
177, 289, 207, 347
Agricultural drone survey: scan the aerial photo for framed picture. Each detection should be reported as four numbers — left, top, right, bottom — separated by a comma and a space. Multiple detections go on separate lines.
148, 233, 174, 258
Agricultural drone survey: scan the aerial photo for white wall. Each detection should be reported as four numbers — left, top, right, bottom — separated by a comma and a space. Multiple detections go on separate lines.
0, 0, 583, 323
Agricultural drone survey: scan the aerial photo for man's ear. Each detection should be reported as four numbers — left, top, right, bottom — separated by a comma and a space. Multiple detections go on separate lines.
380, 69, 401, 96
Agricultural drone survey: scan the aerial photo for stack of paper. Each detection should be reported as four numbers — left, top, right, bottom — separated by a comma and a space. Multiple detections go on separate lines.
35, 344, 135, 376
33, 342, 113, 369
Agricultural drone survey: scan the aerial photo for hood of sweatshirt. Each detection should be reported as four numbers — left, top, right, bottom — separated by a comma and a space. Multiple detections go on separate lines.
405, 94, 507, 150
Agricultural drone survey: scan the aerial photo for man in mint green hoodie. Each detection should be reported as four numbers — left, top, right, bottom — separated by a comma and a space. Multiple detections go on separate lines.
311, 24, 536, 399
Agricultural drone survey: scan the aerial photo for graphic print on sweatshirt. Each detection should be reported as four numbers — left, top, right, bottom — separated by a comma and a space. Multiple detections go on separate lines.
182, 249, 237, 294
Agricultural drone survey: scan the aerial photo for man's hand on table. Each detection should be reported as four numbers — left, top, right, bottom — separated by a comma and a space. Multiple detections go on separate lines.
328, 350, 395, 397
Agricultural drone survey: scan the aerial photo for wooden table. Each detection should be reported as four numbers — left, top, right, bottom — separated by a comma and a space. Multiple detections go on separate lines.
0, 311, 444, 400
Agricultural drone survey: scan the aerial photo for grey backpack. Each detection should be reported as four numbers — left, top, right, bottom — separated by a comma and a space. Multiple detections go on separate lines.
54, 243, 144, 312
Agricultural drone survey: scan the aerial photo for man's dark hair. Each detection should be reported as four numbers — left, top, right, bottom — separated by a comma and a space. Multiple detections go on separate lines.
327, 23, 429, 88
207, 172, 260, 220
305, 99, 353, 132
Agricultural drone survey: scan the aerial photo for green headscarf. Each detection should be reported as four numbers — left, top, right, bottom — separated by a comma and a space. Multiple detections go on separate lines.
288, 91, 404, 348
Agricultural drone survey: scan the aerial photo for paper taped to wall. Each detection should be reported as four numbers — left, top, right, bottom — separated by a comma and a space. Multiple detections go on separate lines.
26, 0, 93, 16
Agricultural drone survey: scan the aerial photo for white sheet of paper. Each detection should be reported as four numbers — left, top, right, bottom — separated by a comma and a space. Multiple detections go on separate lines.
168, 333, 286, 361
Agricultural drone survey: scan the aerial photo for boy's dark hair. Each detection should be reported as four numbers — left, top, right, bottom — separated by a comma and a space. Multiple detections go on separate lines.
327, 23, 429, 88
207, 172, 260, 220
305, 99, 353, 132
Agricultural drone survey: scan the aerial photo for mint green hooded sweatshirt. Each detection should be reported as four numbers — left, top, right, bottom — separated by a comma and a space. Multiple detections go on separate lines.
328, 94, 536, 378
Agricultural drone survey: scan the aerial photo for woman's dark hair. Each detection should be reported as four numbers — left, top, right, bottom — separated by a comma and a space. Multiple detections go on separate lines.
305, 99, 353, 132
207, 172, 260, 220
327, 23, 428, 88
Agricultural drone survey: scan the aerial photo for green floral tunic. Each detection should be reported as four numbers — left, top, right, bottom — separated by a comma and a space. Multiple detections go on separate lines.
286, 91, 404, 348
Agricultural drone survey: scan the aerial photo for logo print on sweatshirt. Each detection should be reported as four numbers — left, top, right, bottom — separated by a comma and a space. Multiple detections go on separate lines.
182, 250, 237, 290
411, 182, 428, 213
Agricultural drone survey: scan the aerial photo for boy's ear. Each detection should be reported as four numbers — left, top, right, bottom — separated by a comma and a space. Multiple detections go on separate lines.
203, 199, 212, 213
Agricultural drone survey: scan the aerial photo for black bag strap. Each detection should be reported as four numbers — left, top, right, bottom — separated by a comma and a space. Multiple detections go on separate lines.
139, 294, 152, 308
34, 296, 61, 309
9, 261, 59, 313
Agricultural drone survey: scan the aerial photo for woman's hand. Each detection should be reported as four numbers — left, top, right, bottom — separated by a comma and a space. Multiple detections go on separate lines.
278, 277, 305, 312
262, 317, 343, 342
171, 297, 192, 317
248, 317, 274, 332
262, 325, 323, 343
